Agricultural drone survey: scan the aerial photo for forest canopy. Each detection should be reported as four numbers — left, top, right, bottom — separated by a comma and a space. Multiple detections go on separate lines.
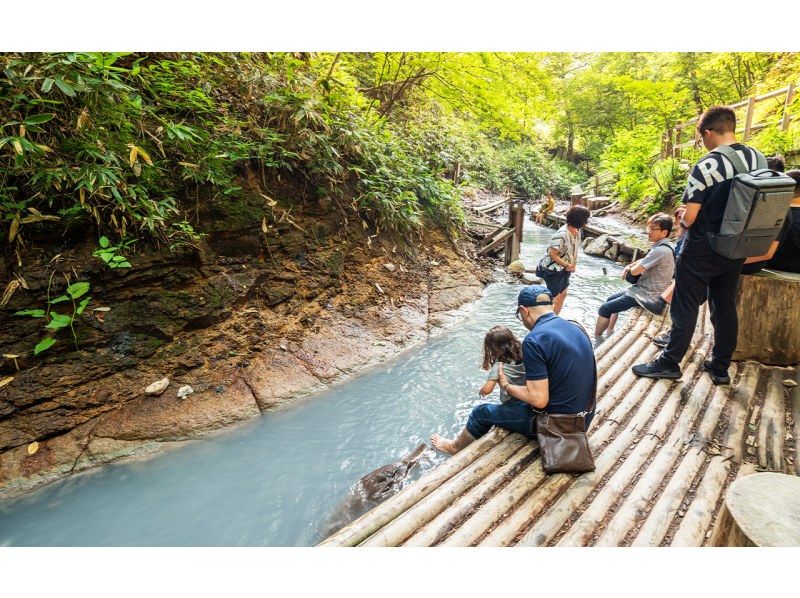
1, 52, 798, 255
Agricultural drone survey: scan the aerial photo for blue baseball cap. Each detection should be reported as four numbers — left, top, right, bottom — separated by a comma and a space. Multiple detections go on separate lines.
518, 285, 553, 307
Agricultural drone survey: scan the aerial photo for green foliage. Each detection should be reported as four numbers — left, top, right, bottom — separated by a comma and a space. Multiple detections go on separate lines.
93, 236, 134, 268
2, 51, 798, 250
601, 125, 661, 206
13, 275, 92, 355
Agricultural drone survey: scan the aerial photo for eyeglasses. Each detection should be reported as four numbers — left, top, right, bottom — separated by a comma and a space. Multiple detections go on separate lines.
515, 307, 524, 321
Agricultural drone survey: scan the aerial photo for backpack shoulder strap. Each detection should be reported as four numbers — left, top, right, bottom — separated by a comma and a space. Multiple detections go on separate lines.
712, 144, 749, 175
752, 148, 767, 170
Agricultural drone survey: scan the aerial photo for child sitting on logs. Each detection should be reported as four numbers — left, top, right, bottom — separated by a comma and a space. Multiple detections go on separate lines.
431, 325, 527, 454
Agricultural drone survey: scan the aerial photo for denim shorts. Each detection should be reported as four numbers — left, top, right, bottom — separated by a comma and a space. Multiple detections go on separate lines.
466, 398, 537, 439
598, 290, 638, 318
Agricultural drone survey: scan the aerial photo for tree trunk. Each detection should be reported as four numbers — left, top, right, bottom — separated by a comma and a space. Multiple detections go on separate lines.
733, 270, 800, 365
709, 472, 800, 546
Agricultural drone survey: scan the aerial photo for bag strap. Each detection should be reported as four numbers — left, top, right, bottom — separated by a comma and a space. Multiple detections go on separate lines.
713, 144, 767, 174
653, 240, 676, 260
712, 144, 749, 175
565, 319, 598, 416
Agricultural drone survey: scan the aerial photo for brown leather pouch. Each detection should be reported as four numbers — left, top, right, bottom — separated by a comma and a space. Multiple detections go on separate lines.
534, 319, 597, 474
535, 412, 595, 474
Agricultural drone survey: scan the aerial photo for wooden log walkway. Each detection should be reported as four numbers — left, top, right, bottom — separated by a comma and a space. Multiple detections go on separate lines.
319, 308, 799, 546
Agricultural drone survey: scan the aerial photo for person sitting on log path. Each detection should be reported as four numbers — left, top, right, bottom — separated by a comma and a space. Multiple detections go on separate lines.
431, 285, 595, 455
593, 213, 675, 347
535, 205, 591, 315
633, 106, 767, 385
533, 191, 556, 224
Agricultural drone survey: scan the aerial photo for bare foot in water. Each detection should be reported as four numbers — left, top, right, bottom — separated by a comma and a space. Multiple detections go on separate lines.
430, 434, 458, 455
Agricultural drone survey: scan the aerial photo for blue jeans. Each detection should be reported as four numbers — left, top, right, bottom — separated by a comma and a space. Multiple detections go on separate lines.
598, 290, 639, 318
466, 399, 537, 439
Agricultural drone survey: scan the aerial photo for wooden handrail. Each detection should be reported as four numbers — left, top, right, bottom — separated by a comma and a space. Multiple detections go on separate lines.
665, 82, 798, 158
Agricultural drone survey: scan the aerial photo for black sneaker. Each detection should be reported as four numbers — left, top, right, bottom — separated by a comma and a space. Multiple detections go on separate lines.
637, 296, 667, 316
703, 360, 731, 385
652, 331, 670, 347
632, 357, 681, 379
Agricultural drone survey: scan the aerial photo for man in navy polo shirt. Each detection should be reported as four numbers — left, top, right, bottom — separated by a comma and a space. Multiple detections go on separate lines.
430, 285, 596, 455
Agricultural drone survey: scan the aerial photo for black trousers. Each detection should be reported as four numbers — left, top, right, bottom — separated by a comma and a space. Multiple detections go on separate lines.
662, 246, 744, 371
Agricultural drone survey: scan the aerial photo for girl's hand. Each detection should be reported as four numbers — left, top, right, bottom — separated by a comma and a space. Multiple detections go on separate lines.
566, 263, 576, 272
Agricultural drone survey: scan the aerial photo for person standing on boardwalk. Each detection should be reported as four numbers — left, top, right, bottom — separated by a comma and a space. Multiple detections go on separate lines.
535, 205, 591, 314
431, 285, 595, 454
632, 106, 767, 385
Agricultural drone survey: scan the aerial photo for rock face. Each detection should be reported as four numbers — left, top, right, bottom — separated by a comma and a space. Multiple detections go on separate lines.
0, 206, 489, 497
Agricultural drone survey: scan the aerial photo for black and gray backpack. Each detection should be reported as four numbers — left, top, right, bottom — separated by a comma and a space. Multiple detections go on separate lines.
708, 144, 796, 259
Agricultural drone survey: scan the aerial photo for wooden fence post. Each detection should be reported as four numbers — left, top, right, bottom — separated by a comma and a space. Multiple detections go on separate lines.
743, 96, 756, 142
782, 84, 796, 131
663, 128, 674, 160
674, 126, 681, 159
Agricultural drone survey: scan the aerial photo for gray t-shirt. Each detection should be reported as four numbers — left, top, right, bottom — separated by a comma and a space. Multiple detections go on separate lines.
487, 361, 527, 402
541, 225, 580, 271
627, 240, 675, 306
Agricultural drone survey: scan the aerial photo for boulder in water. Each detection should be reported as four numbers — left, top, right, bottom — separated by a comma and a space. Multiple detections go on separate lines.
584, 234, 613, 257
507, 260, 526, 274
145, 377, 170, 396
522, 273, 542, 284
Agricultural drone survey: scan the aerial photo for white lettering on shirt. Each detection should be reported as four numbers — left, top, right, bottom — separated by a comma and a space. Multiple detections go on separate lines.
685, 172, 706, 200
697, 157, 725, 186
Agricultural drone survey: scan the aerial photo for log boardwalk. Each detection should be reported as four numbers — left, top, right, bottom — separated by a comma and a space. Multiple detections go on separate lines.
319, 308, 799, 547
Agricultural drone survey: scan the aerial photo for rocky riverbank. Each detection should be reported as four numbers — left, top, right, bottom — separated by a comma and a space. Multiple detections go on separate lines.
0, 197, 494, 498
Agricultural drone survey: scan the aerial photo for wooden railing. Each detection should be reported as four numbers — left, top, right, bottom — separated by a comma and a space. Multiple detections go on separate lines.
664, 83, 797, 158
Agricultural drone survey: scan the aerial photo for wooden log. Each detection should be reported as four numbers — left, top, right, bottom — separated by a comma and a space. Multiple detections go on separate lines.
477, 227, 514, 256
733, 270, 800, 365
709, 472, 800, 546
359, 434, 526, 546
594, 365, 729, 546
318, 427, 509, 546
782, 83, 796, 131
724, 362, 762, 463
757, 369, 786, 471
703, 462, 756, 547
630, 362, 760, 546
441, 459, 548, 546
402, 443, 537, 546
474, 197, 510, 214
670, 456, 731, 546
595, 309, 652, 366
743, 96, 756, 142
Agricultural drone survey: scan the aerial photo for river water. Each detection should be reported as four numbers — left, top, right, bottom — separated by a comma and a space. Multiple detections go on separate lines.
0, 218, 633, 546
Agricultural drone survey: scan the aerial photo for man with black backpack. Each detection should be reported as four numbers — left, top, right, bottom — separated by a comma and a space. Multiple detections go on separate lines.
632, 106, 794, 385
